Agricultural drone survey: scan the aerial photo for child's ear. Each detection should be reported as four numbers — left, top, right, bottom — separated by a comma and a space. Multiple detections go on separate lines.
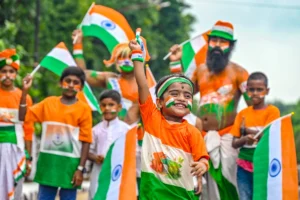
156, 98, 162, 110
266, 87, 270, 95
117, 103, 122, 112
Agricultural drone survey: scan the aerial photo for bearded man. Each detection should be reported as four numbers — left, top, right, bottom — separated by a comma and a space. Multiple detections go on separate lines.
169, 21, 251, 200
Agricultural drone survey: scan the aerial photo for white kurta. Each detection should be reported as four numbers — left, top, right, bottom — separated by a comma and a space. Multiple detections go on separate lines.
88, 118, 130, 200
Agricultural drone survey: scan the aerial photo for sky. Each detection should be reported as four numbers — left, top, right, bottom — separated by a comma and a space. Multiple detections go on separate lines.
185, 0, 300, 105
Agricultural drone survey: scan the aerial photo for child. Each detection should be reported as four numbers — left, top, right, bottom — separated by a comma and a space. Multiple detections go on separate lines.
19, 67, 92, 200
88, 89, 130, 200
231, 72, 280, 200
0, 49, 34, 200
129, 39, 209, 199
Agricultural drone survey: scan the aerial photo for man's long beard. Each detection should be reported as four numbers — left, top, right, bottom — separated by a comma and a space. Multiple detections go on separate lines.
206, 47, 231, 73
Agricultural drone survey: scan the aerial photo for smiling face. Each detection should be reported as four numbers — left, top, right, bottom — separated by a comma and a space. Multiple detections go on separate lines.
157, 82, 193, 119
60, 75, 82, 98
0, 65, 17, 87
247, 79, 269, 106
100, 97, 121, 121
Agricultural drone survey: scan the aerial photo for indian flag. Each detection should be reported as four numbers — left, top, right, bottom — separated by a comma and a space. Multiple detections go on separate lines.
40, 42, 100, 113
94, 126, 137, 199
181, 30, 210, 78
80, 4, 135, 53
253, 113, 298, 200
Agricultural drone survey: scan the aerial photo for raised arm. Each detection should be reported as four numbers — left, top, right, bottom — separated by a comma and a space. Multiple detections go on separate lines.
129, 40, 149, 104
19, 75, 33, 121
72, 29, 119, 88
72, 29, 87, 70
84, 70, 118, 88
168, 44, 183, 74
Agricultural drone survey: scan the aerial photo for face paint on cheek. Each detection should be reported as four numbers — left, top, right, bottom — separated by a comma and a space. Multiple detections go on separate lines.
0, 74, 16, 82
62, 81, 69, 89
110, 109, 117, 114
62, 81, 80, 93
208, 41, 216, 51
73, 85, 81, 92
187, 100, 192, 111
0, 75, 6, 82
165, 96, 175, 108
247, 90, 267, 98
221, 43, 230, 54
208, 40, 230, 53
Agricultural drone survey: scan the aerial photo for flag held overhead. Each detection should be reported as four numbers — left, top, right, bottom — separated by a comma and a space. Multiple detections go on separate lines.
135, 28, 151, 62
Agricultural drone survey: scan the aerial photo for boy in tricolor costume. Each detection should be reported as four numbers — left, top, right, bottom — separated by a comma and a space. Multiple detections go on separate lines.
19, 67, 92, 200
129, 39, 209, 199
0, 49, 34, 200
72, 29, 152, 125
169, 21, 251, 200
231, 72, 280, 200
88, 89, 130, 200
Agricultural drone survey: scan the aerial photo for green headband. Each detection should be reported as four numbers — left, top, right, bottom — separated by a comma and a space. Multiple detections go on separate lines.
157, 77, 194, 98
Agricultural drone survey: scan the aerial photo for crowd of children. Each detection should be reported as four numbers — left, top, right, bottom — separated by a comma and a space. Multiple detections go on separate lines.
0, 19, 284, 200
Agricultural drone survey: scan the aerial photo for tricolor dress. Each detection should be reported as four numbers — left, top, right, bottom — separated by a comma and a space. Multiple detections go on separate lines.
139, 94, 209, 199
25, 96, 92, 189
0, 87, 34, 200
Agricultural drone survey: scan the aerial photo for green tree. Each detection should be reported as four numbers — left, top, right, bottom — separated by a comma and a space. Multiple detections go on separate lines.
0, 0, 195, 125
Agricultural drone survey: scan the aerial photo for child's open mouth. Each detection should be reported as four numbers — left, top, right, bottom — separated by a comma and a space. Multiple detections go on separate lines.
174, 103, 186, 109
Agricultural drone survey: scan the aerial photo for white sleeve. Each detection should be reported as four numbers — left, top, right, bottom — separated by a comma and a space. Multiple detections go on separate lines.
89, 128, 97, 154
184, 113, 197, 126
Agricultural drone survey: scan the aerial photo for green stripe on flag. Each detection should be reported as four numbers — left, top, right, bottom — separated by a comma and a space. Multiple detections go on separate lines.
0, 126, 17, 144
82, 25, 119, 53
253, 125, 271, 200
40, 56, 68, 76
140, 172, 199, 200
40, 56, 100, 113
208, 160, 239, 200
181, 42, 196, 72
94, 143, 115, 199
34, 152, 80, 189
82, 84, 101, 113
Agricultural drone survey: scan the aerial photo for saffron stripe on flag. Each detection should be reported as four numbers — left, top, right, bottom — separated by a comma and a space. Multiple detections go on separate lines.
95, 127, 137, 199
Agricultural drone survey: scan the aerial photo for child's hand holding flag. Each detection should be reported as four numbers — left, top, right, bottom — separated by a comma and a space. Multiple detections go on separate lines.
135, 28, 151, 62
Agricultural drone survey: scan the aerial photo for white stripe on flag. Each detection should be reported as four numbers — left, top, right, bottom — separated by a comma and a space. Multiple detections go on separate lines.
83, 13, 129, 43
47, 48, 77, 66
106, 134, 126, 198
190, 36, 206, 52
267, 120, 282, 200
184, 59, 196, 79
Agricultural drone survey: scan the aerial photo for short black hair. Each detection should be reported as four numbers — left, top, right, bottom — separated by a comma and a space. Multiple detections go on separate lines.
99, 89, 121, 104
155, 73, 194, 99
247, 72, 268, 87
60, 67, 86, 86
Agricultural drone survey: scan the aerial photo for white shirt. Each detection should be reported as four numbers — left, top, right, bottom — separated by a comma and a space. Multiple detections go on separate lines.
89, 118, 130, 199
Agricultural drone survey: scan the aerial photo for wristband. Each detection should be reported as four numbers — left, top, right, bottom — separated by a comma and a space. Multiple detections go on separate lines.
25, 150, 32, 161
131, 50, 144, 62
20, 104, 27, 107
169, 61, 182, 73
73, 43, 83, 59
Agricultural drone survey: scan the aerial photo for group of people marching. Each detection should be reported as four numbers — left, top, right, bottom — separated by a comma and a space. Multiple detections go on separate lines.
0, 20, 282, 200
